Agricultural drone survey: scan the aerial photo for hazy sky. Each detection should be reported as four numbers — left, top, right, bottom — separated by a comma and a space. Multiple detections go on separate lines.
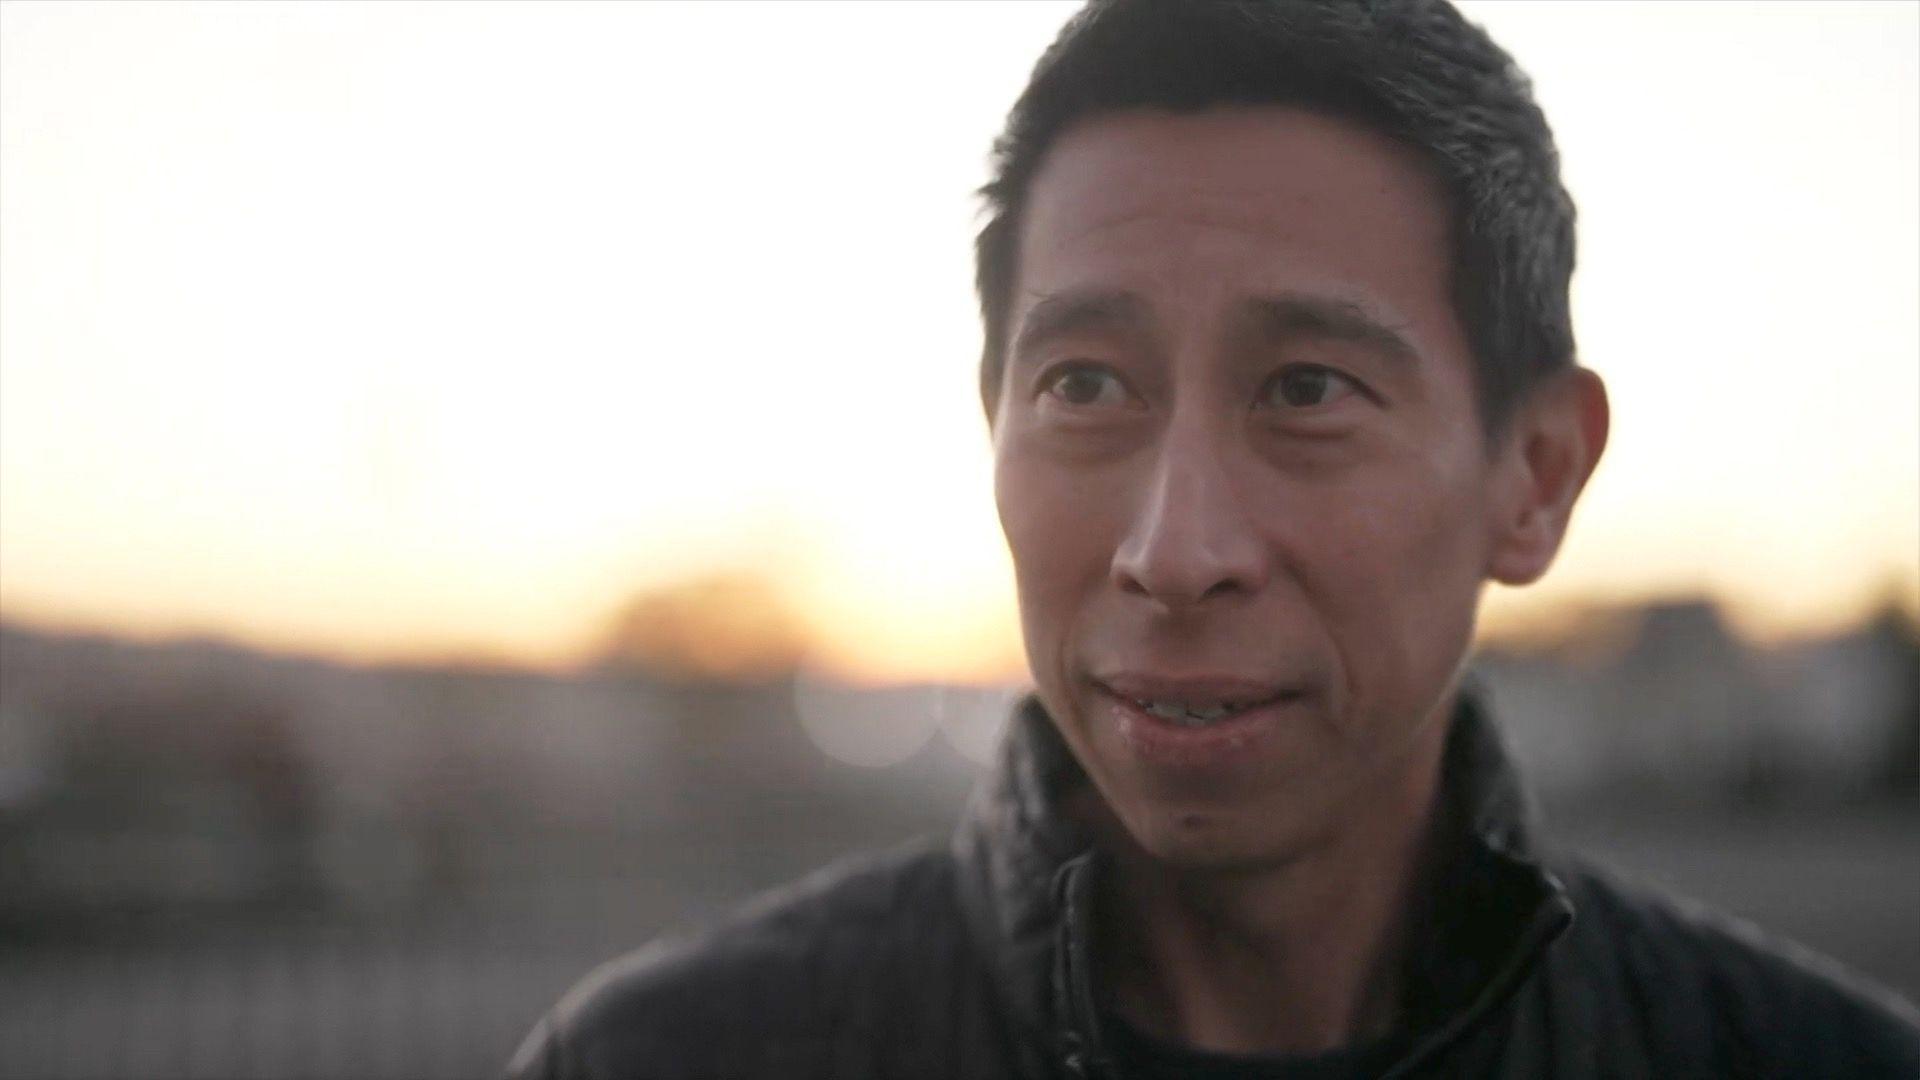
2, 1, 1915, 682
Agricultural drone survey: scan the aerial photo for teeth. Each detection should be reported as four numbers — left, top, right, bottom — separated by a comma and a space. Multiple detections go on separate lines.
1136, 698, 1245, 724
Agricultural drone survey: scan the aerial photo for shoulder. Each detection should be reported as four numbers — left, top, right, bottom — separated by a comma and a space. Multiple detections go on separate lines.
505, 838, 985, 1080
1546, 853, 1920, 1077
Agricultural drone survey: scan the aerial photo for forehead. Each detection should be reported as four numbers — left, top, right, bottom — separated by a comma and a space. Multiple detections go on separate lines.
1014, 107, 1459, 347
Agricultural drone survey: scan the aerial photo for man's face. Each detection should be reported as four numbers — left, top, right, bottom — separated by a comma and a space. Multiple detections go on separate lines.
992, 107, 1510, 869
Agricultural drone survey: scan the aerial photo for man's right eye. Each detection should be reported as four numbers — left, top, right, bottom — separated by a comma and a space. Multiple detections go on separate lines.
1040, 363, 1131, 409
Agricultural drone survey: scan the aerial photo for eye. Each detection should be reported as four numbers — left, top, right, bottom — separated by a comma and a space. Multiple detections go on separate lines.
1259, 364, 1364, 409
1040, 362, 1133, 409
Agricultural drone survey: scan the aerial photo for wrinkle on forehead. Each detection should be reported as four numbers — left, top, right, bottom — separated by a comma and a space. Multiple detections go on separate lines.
1011, 105, 1463, 371
1023, 107, 1447, 251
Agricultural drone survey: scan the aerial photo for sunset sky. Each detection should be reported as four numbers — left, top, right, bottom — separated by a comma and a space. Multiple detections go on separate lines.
2, 1, 1915, 684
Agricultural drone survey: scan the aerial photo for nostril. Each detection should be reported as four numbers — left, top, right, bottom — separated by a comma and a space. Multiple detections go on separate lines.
1200, 579, 1243, 602
1107, 486, 1268, 608
1112, 559, 1251, 609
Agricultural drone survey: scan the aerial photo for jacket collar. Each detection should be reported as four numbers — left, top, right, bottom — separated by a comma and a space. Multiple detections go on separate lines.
950, 681, 1575, 1077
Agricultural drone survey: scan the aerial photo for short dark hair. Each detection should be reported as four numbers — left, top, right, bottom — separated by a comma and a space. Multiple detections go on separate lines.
974, 0, 1576, 436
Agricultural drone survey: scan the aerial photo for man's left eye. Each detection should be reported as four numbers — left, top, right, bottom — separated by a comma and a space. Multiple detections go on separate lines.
1260, 365, 1363, 409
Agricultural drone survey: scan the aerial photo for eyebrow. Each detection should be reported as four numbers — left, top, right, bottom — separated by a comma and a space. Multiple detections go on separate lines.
1244, 293, 1419, 364
1007, 288, 1420, 368
1008, 289, 1150, 365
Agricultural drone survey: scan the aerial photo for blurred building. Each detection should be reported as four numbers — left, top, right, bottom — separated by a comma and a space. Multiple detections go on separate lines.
1475, 598, 1920, 809
3, 598, 1917, 922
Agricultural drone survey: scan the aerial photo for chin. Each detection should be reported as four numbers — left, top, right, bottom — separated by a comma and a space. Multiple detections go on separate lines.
1123, 799, 1315, 873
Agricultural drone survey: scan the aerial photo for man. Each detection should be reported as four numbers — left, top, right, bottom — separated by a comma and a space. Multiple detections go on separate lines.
509, 1, 1920, 1076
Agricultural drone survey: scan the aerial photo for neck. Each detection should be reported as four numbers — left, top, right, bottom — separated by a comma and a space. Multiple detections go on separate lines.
1093, 709, 1451, 1057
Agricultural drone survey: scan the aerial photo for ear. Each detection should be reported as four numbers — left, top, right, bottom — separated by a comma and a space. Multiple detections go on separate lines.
1486, 366, 1610, 586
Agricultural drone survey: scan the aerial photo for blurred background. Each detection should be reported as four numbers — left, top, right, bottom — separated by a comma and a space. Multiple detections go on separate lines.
1, 2, 1915, 1077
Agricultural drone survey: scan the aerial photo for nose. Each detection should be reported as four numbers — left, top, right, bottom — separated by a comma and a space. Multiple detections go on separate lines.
1109, 420, 1268, 610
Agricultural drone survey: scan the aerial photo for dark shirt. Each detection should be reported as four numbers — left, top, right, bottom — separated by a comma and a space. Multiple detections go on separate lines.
507, 688, 1920, 1080
1102, 1009, 1409, 1079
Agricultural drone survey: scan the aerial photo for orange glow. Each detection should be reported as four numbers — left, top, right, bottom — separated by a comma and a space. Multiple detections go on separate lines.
1, 3, 1914, 687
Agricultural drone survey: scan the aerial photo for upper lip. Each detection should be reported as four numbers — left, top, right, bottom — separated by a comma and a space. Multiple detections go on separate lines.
1094, 673, 1294, 707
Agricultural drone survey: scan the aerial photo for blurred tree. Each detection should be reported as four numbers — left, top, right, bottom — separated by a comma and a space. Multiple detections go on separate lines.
587, 573, 826, 844
591, 571, 808, 681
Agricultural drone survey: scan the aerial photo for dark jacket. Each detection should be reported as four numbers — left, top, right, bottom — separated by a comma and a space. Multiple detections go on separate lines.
507, 690, 1920, 1079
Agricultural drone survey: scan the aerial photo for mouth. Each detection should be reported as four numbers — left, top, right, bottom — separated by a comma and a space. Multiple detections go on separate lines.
1091, 674, 1308, 770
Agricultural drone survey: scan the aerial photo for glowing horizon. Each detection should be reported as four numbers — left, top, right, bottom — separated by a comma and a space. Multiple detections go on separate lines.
4, 558, 1912, 687
3, 2, 1915, 687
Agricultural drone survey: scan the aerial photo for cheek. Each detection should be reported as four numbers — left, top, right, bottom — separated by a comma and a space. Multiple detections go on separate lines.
1283, 452, 1489, 713
994, 449, 1116, 648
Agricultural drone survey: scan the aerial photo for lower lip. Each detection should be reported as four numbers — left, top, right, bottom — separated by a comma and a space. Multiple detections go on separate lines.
1099, 685, 1300, 771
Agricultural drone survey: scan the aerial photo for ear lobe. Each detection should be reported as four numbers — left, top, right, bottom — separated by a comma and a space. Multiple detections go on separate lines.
1487, 366, 1610, 586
